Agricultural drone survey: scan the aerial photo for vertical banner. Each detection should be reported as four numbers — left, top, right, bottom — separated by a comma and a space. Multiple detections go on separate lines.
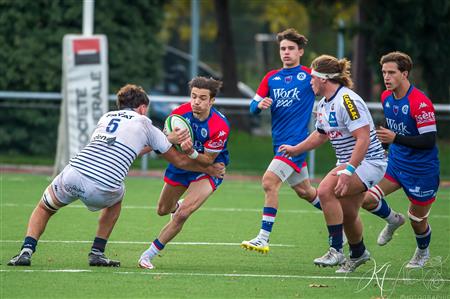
54, 34, 108, 174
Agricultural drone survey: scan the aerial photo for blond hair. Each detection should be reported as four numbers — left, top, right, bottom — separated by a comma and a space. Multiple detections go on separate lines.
311, 55, 353, 88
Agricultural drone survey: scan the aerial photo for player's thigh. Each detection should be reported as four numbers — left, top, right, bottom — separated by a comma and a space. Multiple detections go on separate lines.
158, 183, 187, 211
182, 179, 214, 214
377, 177, 402, 196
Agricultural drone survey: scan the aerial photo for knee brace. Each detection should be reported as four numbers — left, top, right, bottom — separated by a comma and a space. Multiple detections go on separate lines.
368, 185, 385, 201
41, 189, 61, 212
408, 209, 430, 223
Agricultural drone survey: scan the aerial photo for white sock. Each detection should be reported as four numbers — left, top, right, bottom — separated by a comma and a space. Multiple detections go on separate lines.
385, 210, 399, 224
258, 229, 270, 242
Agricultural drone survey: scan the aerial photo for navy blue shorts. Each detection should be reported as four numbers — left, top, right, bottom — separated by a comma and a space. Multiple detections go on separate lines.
164, 168, 223, 191
385, 163, 439, 206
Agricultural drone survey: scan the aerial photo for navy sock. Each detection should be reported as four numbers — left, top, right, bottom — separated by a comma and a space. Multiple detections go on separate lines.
349, 239, 366, 259
22, 236, 38, 253
416, 225, 432, 250
91, 237, 107, 254
327, 224, 343, 251
370, 198, 391, 218
261, 207, 277, 232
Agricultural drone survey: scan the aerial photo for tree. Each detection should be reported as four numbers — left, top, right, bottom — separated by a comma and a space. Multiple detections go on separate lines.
0, 0, 165, 155
214, 0, 239, 97
362, 0, 450, 102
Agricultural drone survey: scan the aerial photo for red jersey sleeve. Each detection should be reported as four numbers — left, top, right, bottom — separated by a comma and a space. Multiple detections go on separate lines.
254, 69, 280, 101
204, 114, 229, 153
409, 88, 436, 134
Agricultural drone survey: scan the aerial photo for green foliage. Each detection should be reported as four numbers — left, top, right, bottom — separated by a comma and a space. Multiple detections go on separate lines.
0, 0, 164, 155
362, 0, 450, 102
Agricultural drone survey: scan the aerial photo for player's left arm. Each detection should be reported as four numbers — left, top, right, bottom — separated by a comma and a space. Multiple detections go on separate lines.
377, 96, 437, 150
186, 123, 229, 167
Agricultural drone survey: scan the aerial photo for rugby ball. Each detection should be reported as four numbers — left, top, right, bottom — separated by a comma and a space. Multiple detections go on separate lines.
164, 114, 194, 151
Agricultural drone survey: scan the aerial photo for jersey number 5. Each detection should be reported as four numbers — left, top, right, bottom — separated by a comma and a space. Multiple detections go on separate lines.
106, 118, 121, 133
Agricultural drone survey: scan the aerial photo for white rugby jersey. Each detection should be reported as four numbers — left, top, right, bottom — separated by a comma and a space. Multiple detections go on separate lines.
70, 109, 171, 188
315, 86, 385, 165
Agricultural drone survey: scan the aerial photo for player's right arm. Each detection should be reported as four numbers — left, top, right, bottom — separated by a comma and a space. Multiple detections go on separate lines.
249, 70, 278, 115
161, 147, 225, 178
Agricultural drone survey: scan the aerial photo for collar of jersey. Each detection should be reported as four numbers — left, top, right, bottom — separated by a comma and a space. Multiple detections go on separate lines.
282, 65, 302, 73
392, 84, 414, 101
326, 85, 344, 102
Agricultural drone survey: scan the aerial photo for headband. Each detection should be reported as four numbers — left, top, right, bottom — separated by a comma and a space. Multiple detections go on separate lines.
311, 69, 340, 79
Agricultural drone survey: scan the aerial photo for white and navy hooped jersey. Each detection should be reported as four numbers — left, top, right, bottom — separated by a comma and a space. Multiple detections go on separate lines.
381, 85, 439, 174
315, 86, 385, 165
70, 109, 171, 188
166, 102, 230, 175
254, 65, 316, 146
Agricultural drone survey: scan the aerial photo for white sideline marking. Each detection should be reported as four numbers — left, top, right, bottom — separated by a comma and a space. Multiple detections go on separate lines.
1, 269, 449, 283
1, 203, 449, 218
0, 240, 294, 247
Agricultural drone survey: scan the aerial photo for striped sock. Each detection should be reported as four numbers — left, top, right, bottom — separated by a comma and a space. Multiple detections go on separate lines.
369, 198, 392, 219
21, 236, 38, 253
147, 239, 165, 259
416, 225, 432, 250
310, 195, 322, 210
258, 207, 277, 242
368, 185, 396, 222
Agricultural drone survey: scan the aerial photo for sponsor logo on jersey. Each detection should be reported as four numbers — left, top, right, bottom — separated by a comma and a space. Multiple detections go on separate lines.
194, 140, 203, 150
208, 140, 224, 149
415, 111, 435, 125
218, 130, 227, 137
385, 101, 390, 108
419, 102, 428, 109
343, 94, 360, 120
393, 105, 399, 115
284, 76, 293, 84
402, 105, 409, 115
328, 112, 338, 127
297, 72, 306, 81
273, 87, 301, 108
201, 128, 208, 138
327, 130, 343, 139
273, 76, 281, 81
386, 118, 411, 135
408, 186, 436, 198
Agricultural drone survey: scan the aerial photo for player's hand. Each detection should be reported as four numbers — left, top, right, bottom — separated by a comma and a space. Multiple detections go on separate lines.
334, 170, 351, 197
278, 144, 298, 158
180, 139, 194, 154
207, 162, 226, 178
376, 126, 396, 144
257, 97, 273, 110
168, 128, 190, 144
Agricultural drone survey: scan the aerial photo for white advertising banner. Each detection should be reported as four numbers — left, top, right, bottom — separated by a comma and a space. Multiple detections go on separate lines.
54, 34, 108, 174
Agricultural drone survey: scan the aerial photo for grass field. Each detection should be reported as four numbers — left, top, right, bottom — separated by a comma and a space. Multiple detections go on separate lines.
1, 173, 449, 298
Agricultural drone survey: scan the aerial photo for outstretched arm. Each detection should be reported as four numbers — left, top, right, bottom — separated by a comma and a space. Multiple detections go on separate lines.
279, 130, 329, 157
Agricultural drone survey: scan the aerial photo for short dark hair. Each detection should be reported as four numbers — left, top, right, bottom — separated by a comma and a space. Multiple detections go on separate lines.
116, 84, 149, 109
188, 76, 223, 98
276, 28, 308, 49
380, 51, 413, 74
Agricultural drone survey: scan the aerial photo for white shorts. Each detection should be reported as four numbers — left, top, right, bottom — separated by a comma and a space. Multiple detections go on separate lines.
352, 159, 387, 190
51, 165, 125, 212
267, 159, 309, 187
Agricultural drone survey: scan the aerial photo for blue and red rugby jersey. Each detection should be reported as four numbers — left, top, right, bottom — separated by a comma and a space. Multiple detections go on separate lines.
381, 85, 439, 176
250, 65, 316, 171
166, 102, 230, 176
